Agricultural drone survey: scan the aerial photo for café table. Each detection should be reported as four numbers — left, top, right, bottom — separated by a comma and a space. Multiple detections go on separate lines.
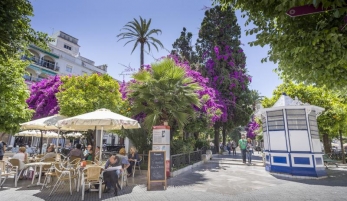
25, 162, 53, 187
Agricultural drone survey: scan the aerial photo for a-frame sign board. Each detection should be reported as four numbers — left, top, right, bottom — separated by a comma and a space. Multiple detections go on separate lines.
147, 150, 167, 190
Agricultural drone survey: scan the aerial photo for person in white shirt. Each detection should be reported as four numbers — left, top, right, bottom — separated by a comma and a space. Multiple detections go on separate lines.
12, 147, 28, 175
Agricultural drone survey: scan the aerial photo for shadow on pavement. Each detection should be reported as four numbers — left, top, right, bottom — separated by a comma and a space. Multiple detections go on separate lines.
272, 169, 347, 187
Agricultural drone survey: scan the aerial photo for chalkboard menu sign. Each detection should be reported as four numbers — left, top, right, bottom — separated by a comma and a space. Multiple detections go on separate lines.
147, 151, 167, 190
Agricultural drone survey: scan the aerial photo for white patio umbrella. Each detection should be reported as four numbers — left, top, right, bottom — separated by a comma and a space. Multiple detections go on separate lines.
20, 114, 67, 153
65, 132, 83, 138
64, 132, 83, 146
57, 108, 141, 161
15, 130, 59, 148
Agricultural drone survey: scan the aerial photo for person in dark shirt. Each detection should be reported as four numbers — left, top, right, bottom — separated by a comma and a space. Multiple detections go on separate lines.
68, 143, 84, 159
0, 138, 7, 160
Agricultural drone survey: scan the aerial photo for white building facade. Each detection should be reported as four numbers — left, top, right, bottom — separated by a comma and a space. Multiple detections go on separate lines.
23, 31, 108, 87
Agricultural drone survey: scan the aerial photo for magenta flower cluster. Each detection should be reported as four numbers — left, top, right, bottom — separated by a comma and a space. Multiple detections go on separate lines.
246, 116, 260, 139
26, 75, 62, 119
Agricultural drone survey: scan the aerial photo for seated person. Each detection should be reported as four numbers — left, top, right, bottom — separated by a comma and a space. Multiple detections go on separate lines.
95, 146, 100, 162
68, 143, 84, 160
127, 147, 139, 176
41, 145, 57, 160
12, 146, 28, 163
11, 147, 28, 178
84, 144, 92, 157
85, 146, 93, 161
103, 148, 130, 195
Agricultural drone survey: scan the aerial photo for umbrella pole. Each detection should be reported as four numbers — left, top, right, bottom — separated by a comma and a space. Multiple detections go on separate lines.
56, 128, 60, 153
40, 130, 43, 154
100, 127, 103, 163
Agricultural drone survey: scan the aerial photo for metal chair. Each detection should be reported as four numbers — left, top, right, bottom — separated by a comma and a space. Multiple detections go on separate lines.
81, 166, 103, 200
49, 163, 77, 196
0, 161, 17, 188
133, 156, 142, 177
8, 159, 27, 186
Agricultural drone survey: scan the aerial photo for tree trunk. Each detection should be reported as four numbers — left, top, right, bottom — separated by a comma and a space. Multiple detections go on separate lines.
140, 42, 144, 69
193, 132, 199, 140
222, 125, 226, 146
322, 133, 331, 154
339, 130, 345, 164
214, 123, 220, 154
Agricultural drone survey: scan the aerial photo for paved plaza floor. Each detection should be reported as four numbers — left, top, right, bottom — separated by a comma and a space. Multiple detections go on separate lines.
1, 153, 346, 201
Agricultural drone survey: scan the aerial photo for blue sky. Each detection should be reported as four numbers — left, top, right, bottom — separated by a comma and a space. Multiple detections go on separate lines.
30, 0, 281, 97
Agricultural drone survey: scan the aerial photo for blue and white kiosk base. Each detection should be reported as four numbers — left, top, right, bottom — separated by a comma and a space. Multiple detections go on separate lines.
256, 93, 328, 178
265, 152, 327, 177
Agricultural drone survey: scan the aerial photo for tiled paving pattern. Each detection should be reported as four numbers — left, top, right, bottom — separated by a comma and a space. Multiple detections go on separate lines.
1, 154, 346, 201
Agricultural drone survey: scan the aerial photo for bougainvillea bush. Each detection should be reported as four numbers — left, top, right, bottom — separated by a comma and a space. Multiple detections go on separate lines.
26, 75, 61, 119
246, 116, 260, 139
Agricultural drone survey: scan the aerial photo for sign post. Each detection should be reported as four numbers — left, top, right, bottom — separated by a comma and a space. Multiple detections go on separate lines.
152, 125, 170, 177
147, 150, 167, 190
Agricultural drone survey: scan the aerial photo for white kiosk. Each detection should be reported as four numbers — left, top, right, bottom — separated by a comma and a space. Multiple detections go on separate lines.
256, 93, 327, 177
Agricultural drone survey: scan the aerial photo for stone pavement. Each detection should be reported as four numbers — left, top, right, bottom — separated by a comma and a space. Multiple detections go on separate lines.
0, 153, 346, 201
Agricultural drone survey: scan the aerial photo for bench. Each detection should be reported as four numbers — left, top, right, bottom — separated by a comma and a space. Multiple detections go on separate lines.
323, 154, 338, 168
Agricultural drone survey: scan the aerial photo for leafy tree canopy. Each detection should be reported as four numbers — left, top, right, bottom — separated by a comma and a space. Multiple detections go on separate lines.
0, 57, 33, 134
262, 82, 347, 137
215, 0, 347, 88
0, 0, 51, 59
171, 27, 199, 66
56, 74, 124, 117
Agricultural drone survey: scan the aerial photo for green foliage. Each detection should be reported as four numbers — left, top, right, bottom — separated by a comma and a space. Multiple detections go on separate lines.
56, 74, 124, 117
171, 138, 195, 155
0, 56, 33, 134
120, 126, 152, 154
262, 82, 346, 137
128, 58, 202, 130
215, 0, 347, 88
194, 138, 210, 149
117, 16, 164, 69
171, 27, 199, 67
0, 0, 51, 59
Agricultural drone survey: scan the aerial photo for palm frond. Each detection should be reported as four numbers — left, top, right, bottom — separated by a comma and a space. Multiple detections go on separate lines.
130, 41, 140, 54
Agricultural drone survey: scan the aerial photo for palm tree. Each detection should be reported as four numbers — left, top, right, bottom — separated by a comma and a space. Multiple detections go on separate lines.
128, 58, 201, 131
117, 17, 164, 69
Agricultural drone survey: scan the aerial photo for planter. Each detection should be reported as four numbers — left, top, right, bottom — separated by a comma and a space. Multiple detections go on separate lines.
170, 160, 204, 177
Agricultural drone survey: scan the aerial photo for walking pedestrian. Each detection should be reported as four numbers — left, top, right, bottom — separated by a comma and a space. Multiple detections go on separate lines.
227, 141, 232, 155
238, 135, 247, 163
246, 138, 254, 165
231, 140, 236, 155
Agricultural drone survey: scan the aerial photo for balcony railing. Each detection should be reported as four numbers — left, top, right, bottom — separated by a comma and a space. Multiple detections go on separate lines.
23, 75, 43, 82
21, 55, 60, 72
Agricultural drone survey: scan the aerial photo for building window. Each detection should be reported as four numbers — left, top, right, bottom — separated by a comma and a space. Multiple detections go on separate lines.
308, 111, 320, 139
286, 109, 308, 130
64, 44, 72, 50
267, 110, 285, 131
261, 115, 267, 132
66, 65, 72, 73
